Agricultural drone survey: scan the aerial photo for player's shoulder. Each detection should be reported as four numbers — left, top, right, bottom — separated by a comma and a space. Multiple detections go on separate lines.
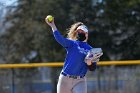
86, 43, 93, 50
71, 40, 93, 48
66, 38, 75, 42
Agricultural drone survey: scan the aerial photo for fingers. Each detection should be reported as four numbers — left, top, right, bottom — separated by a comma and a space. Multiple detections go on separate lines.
95, 59, 100, 62
45, 17, 54, 26
92, 58, 100, 62
94, 53, 103, 58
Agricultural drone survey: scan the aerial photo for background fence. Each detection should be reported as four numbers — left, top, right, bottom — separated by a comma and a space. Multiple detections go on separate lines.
0, 60, 140, 93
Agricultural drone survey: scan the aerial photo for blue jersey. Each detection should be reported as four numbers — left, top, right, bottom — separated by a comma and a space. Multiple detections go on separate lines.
53, 30, 93, 76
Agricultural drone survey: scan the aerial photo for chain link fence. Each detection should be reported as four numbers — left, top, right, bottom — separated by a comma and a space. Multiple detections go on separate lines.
0, 64, 140, 93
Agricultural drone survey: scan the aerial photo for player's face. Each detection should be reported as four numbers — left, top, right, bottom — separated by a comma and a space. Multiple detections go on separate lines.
77, 29, 88, 41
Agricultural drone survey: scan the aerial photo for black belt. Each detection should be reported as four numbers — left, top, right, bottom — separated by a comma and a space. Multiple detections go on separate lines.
61, 72, 85, 79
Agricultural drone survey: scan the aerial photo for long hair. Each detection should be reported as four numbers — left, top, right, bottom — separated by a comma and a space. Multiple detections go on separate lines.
67, 22, 84, 40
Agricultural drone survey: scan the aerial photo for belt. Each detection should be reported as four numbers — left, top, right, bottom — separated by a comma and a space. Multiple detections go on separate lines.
61, 72, 85, 79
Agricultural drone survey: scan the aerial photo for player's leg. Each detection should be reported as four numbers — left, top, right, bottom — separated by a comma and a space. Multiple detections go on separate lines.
57, 74, 72, 93
72, 78, 87, 93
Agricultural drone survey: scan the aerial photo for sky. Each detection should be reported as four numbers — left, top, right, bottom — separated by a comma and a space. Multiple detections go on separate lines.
0, 0, 17, 7
0, 0, 17, 19
0, 0, 17, 32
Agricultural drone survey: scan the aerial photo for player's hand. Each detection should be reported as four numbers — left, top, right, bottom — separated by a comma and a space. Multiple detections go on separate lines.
86, 59, 92, 65
86, 58, 99, 65
45, 17, 54, 26
45, 17, 57, 31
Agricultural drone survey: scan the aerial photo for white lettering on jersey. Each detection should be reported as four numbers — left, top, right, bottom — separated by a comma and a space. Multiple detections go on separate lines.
78, 46, 89, 55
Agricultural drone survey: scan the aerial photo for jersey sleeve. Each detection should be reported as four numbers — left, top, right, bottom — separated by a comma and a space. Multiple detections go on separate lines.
53, 30, 74, 48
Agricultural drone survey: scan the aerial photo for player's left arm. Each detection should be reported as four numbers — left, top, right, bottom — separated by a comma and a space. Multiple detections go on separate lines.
85, 47, 102, 71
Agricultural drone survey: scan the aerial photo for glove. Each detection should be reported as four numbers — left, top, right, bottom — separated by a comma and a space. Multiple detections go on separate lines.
85, 48, 103, 62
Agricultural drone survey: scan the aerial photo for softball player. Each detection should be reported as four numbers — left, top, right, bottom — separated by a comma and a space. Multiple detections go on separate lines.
45, 17, 98, 93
